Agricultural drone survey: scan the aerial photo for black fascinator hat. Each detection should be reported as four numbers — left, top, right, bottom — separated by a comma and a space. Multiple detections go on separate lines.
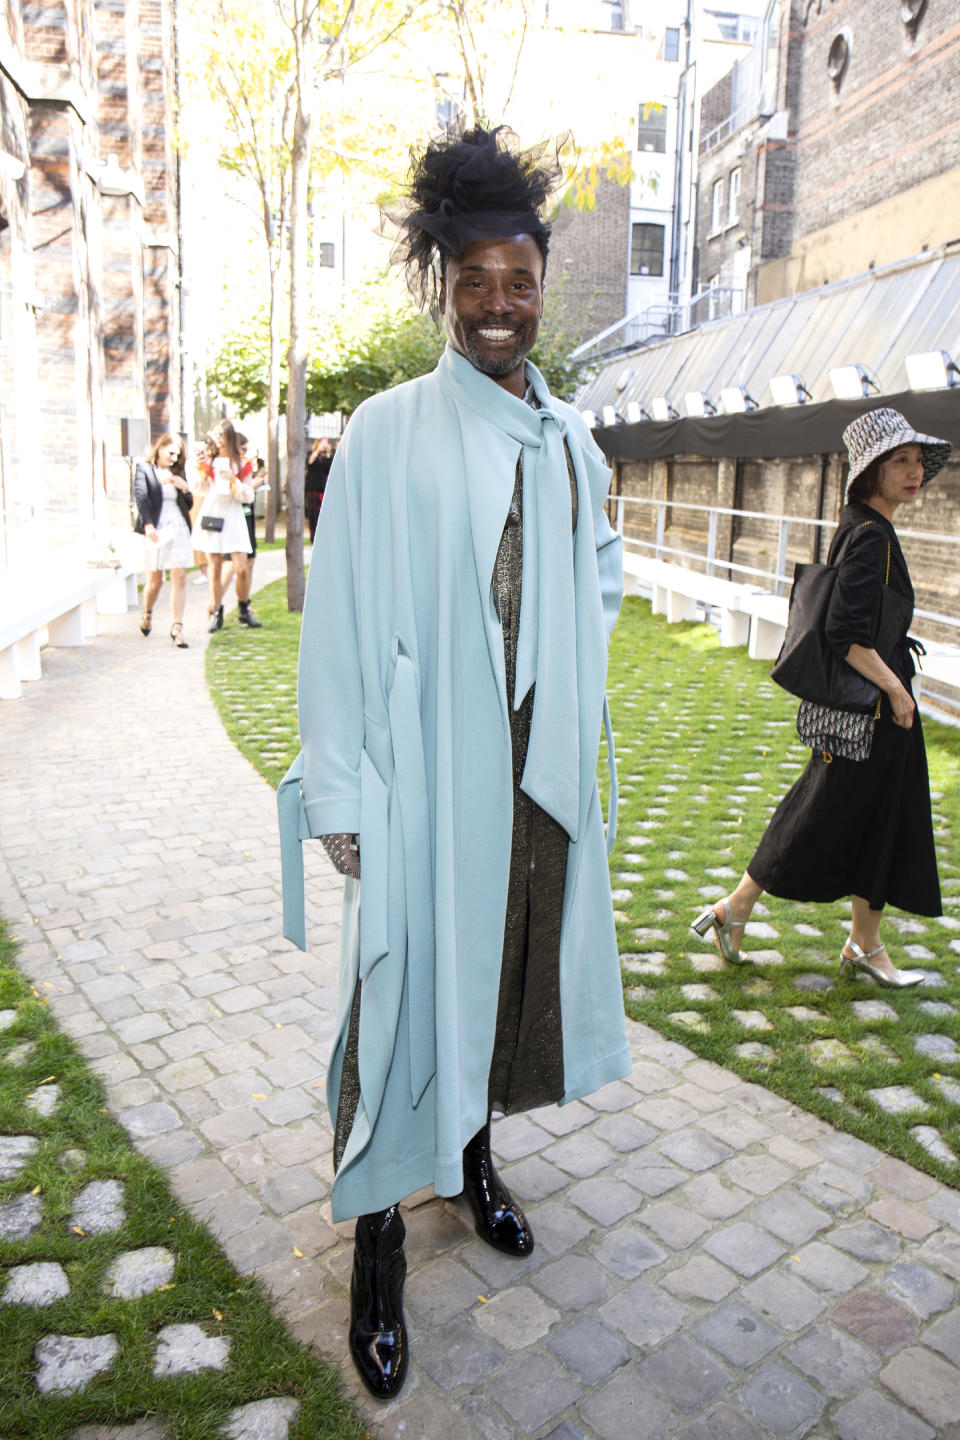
389, 123, 565, 312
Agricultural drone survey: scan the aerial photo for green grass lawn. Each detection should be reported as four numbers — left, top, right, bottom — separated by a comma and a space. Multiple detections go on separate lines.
206, 581, 960, 1188
0, 923, 366, 1440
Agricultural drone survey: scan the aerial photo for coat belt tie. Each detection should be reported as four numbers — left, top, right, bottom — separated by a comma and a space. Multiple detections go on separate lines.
388, 652, 437, 1106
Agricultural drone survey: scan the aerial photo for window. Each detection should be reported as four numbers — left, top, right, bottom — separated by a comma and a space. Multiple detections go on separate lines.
664, 26, 680, 62
317, 242, 335, 268
630, 222, 665, 277
637, 102, 667, 153
711, 178, 724, 234
606, 0, 624, 31
727, 167, 741, 224
436, 96, 462, 130
707, 11, 759, 42
827, 31, 851, 87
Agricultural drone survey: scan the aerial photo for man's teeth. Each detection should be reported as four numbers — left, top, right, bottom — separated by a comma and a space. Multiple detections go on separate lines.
477, 328, 516, 340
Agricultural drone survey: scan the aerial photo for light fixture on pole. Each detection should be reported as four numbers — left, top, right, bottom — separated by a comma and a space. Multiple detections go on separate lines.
720, 386, 758, 414
601, 405, 623, 427
829, 364, 879, 400
684, 391, 717, 417
650, 396, 679, 422
905, 350, 960, 391
769, 373, 812, 406
625, 400, 649, 424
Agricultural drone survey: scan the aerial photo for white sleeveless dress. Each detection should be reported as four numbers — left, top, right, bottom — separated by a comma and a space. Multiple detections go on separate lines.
191, 458, 252, 555
148, 473, 194, 570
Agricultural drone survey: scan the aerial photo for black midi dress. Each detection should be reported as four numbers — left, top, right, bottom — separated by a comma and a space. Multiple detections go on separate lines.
748, 502, 941, 917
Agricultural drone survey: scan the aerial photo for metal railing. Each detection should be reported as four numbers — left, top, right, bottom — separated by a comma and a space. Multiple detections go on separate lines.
572, 286, 745, 363
700, 102, 757, 155
611, 493, 960, 632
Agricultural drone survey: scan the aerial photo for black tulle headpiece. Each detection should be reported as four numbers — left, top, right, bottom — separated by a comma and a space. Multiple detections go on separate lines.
389, 124, 564, 312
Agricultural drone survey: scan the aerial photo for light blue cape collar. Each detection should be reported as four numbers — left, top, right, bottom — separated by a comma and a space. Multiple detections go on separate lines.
436, 346, 580, 840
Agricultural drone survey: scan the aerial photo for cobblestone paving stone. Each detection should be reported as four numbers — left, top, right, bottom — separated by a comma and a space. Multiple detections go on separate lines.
4, 561, 960, 1437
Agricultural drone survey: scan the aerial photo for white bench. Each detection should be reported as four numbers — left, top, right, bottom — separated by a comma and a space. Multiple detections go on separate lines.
0, 566, 138, 700
739, 592, 790, 661
911, 640, 960, 716
622, 552, 764, 648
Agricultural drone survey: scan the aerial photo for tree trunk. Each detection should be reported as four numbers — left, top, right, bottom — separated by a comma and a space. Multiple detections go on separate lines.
284, 96, 310, 612
265, 258, 281, 544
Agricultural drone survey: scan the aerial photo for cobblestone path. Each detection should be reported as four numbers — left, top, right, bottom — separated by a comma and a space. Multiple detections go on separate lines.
2, 560, 960, 1439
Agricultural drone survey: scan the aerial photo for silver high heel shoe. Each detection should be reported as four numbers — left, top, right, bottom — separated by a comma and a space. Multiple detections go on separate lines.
839, 940, 924, 989
691, 896, 749, 965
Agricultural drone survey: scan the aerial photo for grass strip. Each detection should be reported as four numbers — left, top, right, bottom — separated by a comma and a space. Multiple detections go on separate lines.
0, 921, 367, 1440
205, 580, 960, 1187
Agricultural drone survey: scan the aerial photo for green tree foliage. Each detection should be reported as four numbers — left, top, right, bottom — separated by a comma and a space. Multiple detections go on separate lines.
209, 273, 590, 421
307, 302, 444, 414
207, 317, 277, 418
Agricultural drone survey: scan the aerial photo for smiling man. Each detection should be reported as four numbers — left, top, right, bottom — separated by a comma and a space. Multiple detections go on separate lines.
278, 125, 629, 1399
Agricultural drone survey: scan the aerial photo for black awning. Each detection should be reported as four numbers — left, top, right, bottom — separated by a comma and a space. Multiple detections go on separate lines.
593, 387, 960, 462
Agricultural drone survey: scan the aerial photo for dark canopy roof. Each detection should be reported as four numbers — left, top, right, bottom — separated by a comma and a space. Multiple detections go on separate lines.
581, 247, 960, 461
594, 387, 960, 462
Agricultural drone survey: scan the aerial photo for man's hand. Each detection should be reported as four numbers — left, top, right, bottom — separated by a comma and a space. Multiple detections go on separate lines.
321, 833, 361, 878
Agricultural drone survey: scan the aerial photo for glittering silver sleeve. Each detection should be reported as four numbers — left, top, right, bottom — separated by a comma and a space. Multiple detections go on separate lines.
320, 833, 361, 878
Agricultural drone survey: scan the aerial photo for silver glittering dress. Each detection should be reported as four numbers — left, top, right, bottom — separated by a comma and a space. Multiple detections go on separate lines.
334, 393, 578, 1170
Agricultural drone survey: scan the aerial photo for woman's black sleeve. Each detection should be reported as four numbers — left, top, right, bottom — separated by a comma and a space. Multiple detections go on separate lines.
132, 463, 152, 529
824, 524, 888, 660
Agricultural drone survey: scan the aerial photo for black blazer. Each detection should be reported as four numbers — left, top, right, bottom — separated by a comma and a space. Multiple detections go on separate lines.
133, 462, 193, 534
825, 503, 915, 682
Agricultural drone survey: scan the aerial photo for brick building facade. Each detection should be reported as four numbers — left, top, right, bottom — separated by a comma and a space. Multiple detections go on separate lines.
695, 0, 960, 305
547, 175, 632, 343
0, 0, 180, 585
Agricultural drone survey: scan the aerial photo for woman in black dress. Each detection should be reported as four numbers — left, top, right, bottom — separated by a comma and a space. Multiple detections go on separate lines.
304, 437, 333, 543
693, 407, 951, 989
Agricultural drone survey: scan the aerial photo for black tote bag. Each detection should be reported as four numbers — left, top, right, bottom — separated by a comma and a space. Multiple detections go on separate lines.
771, 529, 909, 714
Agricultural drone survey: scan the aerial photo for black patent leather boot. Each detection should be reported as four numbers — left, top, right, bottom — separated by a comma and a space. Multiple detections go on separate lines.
461, 1121, 534, 1256
349, 1206, 409, 1399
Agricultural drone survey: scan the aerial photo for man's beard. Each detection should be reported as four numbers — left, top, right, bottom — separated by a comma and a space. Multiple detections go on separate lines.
462, 324, 532, 378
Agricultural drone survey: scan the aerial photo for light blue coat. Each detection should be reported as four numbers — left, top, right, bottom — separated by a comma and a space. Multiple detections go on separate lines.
278, 347, 629, 1221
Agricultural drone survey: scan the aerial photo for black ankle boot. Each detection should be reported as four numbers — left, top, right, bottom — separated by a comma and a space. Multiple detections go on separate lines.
461, 1122, 534, 1256
349, 1206, 408, 1399
237, 601, 262, 628
208, 605, 223, 634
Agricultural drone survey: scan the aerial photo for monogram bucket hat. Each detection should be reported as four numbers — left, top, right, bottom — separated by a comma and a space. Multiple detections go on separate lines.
842, 406, 952, 488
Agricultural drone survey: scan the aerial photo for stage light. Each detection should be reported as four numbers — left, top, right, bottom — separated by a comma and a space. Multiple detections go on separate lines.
684, 391, 717, 417
625, 401, 649, 424
829, 364, 878, 399
720, 386, 758, 413
905, 350, 960, 391
601, 405, 623, 427
581, 410, 598, 428
769, 373, 812, 406
650, 397, 678, 421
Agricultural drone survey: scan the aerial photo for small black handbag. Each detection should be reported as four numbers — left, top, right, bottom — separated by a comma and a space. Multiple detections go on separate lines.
200, 515, 225, 532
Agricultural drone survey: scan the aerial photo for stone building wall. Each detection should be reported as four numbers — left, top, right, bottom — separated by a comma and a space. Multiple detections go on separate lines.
696, 0, 960, 305
612, 450, 960, 643
546, 174, 631, 346
0, 0, 180, 584
793, 0, 960, 242
695, 0, 801, 300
